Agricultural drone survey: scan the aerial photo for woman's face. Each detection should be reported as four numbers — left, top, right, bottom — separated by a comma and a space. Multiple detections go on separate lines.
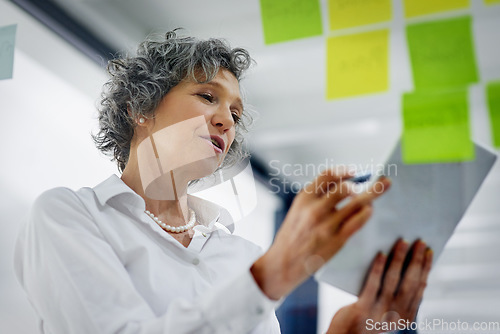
152, 68, 242, 154
135, 69, 243, 197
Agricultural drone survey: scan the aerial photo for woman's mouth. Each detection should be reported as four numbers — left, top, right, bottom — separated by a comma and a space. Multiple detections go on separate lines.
201, 135, 224, 154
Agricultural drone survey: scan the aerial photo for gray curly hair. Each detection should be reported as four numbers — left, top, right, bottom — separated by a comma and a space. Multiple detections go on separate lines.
92, 30, 253, 172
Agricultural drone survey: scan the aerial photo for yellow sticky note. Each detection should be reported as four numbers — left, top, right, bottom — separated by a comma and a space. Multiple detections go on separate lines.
485, 0, 500, 4
260, 0, 323, 44
326, 29, 389, 99
404, 0, 469, 18
328, 0, 391, 30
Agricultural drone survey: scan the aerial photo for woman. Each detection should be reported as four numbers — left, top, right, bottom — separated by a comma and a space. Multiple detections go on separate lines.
14, 31, 432, 333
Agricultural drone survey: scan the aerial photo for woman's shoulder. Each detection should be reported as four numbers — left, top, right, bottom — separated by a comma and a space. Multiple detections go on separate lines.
28, 185, 99, 232
32, 186, 93, 213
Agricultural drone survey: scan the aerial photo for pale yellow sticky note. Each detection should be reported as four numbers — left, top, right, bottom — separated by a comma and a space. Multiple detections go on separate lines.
328, 0, 391, 30
404, 0, 469, 18
326, 29, 389, 99
485, 0, 500, 5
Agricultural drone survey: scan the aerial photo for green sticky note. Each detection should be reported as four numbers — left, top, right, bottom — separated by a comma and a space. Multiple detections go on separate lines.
406, 16, 478, 90
260, 0, 322, 44
485, 0, 500, 4
403, 0, 469, 18
0, 24, 17, 80
326, 29, 389, 99
328, 0, 391, 30
402, 88, 474, 164
486, 81, 500, 148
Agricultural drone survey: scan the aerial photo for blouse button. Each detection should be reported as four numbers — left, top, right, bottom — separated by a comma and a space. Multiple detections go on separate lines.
192, 258, 200, 265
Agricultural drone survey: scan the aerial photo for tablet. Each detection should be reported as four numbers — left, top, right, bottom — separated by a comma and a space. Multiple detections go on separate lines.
314, 139, 498, 295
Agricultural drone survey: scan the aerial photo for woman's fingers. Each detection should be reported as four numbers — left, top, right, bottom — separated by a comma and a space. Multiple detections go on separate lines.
332, 177, 391, 226
310, 181, 353, 217
301, 167, 354, 198
300, 174, 390, 231
359, 252, 387, 305
313, 177, 390, 245
326, 242, 433, 334
379, 240, 410, 305
395, 240, 428, 311
313, 204, 373, 262
336, 204, 373, 240
407, 248, 433, 316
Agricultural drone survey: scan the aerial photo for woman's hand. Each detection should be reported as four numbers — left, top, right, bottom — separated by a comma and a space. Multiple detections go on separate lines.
251, 168, 391, 300
326, 239, 433, 334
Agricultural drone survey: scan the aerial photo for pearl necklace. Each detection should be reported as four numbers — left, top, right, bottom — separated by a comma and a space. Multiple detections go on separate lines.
145, 208, 196, 233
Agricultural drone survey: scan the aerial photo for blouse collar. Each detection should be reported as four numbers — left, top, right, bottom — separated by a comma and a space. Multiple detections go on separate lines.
92, 174, 235, 233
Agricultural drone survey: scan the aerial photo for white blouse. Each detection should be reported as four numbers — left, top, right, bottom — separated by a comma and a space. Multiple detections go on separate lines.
14, 175, 281, 333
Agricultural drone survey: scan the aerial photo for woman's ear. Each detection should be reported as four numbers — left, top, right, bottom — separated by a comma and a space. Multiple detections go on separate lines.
127, 103, 148, 127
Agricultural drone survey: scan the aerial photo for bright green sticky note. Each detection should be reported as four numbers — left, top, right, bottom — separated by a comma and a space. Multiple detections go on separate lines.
485, 0, 500, 4
0, 24, 17, 80
402, 88, 474, 164
259, 0, 322, 44
328, 0, 391, 30
326, 29, 389, 99
406, 16, 478, 90
486, 81, 500, 148
403, 0, 469, 18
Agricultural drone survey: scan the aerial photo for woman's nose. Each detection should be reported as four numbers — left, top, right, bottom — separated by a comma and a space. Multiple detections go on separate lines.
211, 106, 234, 132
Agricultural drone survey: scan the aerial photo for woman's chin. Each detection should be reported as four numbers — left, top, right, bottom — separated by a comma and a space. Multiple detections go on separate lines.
180, 156, 221, 182
194, 157, 220, 178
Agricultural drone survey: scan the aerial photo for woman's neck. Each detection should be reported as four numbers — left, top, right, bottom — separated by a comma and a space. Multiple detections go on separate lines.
120, 159, 190, 224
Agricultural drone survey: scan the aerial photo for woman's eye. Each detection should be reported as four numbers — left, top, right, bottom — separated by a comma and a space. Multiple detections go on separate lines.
199, 93, 214, 103
232, 112, 241, 124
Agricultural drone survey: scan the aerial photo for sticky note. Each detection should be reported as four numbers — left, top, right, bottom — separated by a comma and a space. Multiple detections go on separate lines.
403, 0, 469, 18
406, 16, 478, 90
402, 88, 474, 164
486, 81, 500, 148
259, 0, 322, 44
326, 29, 389, 99
328, 0, 391, 30
485, 0, 500, 5
0, 24, 17, 80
